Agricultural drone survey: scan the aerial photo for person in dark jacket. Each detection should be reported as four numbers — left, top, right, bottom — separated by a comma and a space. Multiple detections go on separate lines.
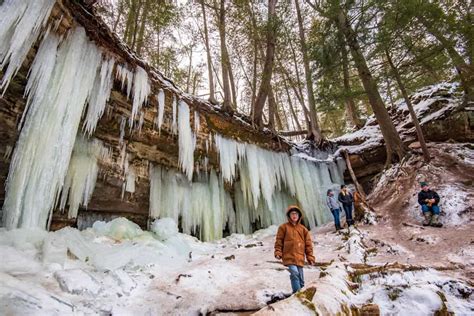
418, 182, 442, 227
338, 185, 354, 226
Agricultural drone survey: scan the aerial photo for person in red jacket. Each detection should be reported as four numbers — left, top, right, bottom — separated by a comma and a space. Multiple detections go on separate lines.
274, 206, 315, 293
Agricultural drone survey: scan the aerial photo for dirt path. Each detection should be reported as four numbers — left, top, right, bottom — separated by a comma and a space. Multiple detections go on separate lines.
363, 143, 474, 280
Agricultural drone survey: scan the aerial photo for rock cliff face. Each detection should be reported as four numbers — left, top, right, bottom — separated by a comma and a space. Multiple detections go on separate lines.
0, 0, 290, 231
335, 83, 473, 190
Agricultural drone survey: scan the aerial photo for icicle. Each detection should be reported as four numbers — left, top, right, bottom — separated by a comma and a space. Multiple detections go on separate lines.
156, 89, 165, 132
119, 116, 126, 145
20, 29, 59, 129
2, 27, 104, 229
138, 111, 145, 133
125, 165, 136, 193
3, 145, 13, 161
336, 157, 347, 181
129, 66, 150, 128
115, 64, 133, 99
214, 134, 240, 183
211, 134, 347, 230
59, 136, 107, 219
171, 95, 177, 134
83, 56, 115, 135
119, 144, 127, 171
0, 0, 56, 94
121, 155, 136, 199
149, 164, 163, 219
234, 185, 251, 235
178, 100, 195, 181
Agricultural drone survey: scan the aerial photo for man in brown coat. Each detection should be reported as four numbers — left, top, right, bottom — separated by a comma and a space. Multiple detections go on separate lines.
274, 205, 315, 293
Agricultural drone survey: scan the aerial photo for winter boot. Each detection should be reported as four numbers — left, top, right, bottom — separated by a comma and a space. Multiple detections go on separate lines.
422, 212, 432, 226
430, 214, 443, 228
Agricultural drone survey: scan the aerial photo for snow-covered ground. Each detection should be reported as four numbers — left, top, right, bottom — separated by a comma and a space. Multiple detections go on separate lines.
1, 144, 473, 315
1, 212, 472, 315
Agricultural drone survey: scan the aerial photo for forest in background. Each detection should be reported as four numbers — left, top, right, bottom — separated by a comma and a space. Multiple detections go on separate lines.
97, 0, 472, 160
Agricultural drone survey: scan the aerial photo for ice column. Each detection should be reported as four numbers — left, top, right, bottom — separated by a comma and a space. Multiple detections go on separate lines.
59, 136, 108, 219
83, 56, 115, 135
130, 66, 150, 127
2, 27, 108, 229
178, 100, 195, 181
156, 89, 165, 132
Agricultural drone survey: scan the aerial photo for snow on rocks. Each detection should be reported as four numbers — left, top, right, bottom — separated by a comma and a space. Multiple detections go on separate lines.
353, 269, 474, 315
345, 228, 368, 263
54, 269, 101, 295
0, 272, 77, 314
334, 82, 465, 154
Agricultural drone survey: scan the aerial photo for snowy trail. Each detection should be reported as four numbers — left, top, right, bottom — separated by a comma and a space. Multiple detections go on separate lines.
1, 217, 472, 315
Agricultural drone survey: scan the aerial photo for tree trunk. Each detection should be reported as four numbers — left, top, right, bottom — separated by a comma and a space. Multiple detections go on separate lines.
113, 0, 125, 33
227, 47, 238, 109
284, 79, 303, 131
135, 0, 150, 56
186, 48, 193, 93
272, 89, 285, 130
342, 150, 367, 199
130, 0, 143, 50
340, 34, 362, 129
385, 48, 430, 162
287, 44, 312, 132
216, 0, 233, 112
123, 0, 137, 45
251, 40, 258, 113
268, 89, 276, 129
418, 16, 474, 104
200, 0, 217, 103
335, 10, 407, 164
253, 0, 277, 126
294, 0, 323, 143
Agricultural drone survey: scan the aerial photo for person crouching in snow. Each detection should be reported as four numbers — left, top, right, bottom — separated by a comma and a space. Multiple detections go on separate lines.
418, 182, 442, 227
274, 206, 315, 293
326, 189, 342, 231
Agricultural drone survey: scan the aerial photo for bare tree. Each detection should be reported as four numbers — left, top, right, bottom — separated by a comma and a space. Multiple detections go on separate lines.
294, 0, 323, 143
253, 0, 278, 126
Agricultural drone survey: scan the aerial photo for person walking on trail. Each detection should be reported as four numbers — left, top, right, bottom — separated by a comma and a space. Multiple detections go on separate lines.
326, 189, 342, 231
274, 206, 315, 294
418, 182, 442, 227
338, 185, 354, 227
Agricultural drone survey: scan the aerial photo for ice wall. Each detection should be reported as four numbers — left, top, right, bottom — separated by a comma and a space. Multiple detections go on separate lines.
0, 0, 158, 229
0, 1, 345, 238
149, 165, 234, 241
213, 134, 345, 229
59, 136, 111, 219
2, 28, 107, 229
149, 134, 346, 240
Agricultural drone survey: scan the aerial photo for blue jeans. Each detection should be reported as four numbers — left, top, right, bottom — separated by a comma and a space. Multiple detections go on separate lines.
421, 204, 440, 215
343, 204, 353, 222
288, 265, 304, 293
331, 209, 341, 229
